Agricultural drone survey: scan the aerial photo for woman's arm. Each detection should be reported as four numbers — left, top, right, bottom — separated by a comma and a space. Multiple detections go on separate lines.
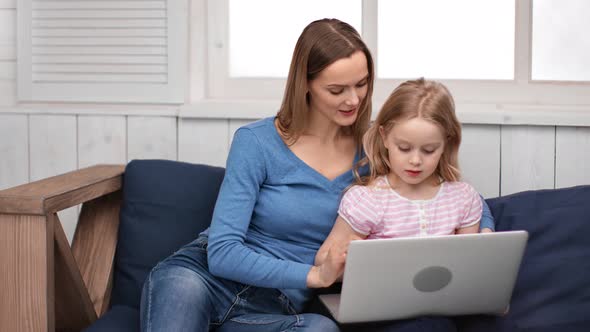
479, 195, 495, 233
207, 128, 312, 289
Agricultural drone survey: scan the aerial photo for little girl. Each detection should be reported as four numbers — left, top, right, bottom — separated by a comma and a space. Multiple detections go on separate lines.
317, 78, 483, 267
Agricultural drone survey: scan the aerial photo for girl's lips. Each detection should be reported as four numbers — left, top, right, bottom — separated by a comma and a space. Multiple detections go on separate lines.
405, 170, 422, 177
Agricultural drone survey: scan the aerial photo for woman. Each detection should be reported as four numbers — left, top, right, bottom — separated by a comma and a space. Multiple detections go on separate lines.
140, 18, 491, 331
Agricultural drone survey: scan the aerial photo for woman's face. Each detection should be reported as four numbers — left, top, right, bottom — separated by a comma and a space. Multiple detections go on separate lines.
307, 51, 369, 128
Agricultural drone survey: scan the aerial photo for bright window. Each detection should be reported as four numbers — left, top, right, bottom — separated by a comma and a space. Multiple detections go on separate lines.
229, 0, 362, 77
532, 0, 590, 81
377, 0, 515, 80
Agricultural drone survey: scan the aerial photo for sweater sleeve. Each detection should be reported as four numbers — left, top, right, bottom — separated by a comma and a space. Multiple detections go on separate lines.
207, 128, 311, 289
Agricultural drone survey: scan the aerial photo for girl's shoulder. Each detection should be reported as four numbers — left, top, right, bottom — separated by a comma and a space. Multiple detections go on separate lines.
442, 181, 479, 197
346, 176, 389, 196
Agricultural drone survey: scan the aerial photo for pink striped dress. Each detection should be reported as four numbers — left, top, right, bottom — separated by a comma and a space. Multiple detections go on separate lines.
338, 176, 482, 239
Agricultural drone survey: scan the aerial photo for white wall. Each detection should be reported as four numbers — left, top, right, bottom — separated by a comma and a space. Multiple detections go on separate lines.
1, 1, 590, 241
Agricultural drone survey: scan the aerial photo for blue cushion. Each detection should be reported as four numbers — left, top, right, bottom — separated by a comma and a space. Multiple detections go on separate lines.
83, 305, 139, 332
110, 159, 225, 309
458, 185, 590, 332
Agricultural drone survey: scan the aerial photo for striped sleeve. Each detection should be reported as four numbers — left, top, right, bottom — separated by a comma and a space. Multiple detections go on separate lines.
458, 183, 483, 228
338, 185, 380, 235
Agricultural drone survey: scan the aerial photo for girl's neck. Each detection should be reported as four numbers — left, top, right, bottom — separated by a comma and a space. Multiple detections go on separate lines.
386, 173, 441, 201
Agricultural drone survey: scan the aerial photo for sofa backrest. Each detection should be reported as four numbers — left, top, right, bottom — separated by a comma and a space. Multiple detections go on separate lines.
110, 159, 225, 309
459, 185, 590, 332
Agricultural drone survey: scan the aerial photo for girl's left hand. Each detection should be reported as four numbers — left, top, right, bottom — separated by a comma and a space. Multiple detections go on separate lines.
480, 228, 494, 233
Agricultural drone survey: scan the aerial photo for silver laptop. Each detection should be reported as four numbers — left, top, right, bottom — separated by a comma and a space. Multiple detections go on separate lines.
319, 230, 528, 323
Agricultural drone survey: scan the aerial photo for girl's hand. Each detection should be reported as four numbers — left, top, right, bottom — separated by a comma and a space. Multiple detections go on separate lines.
480, 227, 494, 233
307, 243, 347, 288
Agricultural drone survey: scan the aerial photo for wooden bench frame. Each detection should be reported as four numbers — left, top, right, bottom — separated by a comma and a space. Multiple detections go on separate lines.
0, 165, 125, 332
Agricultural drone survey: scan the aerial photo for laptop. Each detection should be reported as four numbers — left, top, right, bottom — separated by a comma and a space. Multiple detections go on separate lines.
319, 230, 528, 323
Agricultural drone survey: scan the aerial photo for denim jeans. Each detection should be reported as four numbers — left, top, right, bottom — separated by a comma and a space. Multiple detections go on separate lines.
140, 235, 339, 332
140, 235, 457, 332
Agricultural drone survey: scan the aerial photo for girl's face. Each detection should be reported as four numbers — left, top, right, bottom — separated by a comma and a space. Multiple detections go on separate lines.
307, 51, 369, 128
379, 117, 446, 189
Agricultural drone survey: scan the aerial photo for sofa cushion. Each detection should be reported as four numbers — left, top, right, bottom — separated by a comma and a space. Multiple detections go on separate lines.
83, 305, 139, 332
110, 159, 225, 309
458, 185, 590, 332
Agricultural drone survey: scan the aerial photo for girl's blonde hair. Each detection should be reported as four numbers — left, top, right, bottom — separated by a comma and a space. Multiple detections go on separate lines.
355, 78, 462, 185
276, 18, 374, 149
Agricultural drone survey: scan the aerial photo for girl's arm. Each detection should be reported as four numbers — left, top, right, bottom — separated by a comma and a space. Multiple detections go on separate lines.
456, 221, 480, 234
315, 216, 366, 266
308, 216, 367, 288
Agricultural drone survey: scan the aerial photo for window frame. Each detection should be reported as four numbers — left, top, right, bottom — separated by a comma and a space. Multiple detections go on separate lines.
192, 0, 590, 116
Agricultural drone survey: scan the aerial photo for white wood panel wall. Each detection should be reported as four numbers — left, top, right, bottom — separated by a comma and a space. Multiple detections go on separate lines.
555, 127, 590, 188
178, 118, 228, 167
29, 114, 79, 242
127, 116, 177, 161
3, 114, 590, 241
460, 124, 501, 198
501, 126, 556, 195
0, 114, 28, 188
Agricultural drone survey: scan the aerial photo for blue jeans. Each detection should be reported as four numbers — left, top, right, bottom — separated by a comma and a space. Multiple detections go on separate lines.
140, 235, 456, 332
140, 235, 339, 332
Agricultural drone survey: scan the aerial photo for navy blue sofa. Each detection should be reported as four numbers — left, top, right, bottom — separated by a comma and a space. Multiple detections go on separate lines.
85, 159, 590, 331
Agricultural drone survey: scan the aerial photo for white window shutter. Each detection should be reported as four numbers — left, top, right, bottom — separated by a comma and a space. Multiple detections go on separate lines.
17, 0, 187, 103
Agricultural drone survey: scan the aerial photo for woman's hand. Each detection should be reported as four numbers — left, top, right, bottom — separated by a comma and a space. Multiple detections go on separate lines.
307, 243, 348, 288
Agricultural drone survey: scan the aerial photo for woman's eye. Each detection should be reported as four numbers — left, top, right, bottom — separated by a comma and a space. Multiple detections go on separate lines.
356, 80, 368, 87
329, 89, 343, 95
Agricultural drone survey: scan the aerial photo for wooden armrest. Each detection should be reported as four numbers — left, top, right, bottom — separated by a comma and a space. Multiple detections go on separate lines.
0, 164, 126, 331
0, 164, 125, 215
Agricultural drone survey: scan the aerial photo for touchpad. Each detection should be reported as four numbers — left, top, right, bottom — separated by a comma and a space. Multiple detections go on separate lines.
413, 266, 452, 292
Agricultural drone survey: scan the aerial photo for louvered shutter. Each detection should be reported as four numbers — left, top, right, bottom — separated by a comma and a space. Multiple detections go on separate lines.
17, 0, 187, 103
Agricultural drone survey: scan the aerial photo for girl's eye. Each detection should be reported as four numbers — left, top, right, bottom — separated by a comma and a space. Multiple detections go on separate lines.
422, 149, 435, 154
398, 146, 410, 152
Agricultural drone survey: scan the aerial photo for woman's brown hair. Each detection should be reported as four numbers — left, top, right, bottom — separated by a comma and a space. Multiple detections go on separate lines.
276, 18, 374, 149
357, 78, 462, 185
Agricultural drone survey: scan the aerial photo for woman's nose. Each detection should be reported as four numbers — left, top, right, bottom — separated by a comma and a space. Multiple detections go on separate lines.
345, 89, 359, 106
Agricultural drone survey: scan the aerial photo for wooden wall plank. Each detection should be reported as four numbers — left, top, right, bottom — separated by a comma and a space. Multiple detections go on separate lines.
0, 1, 15, 9
555, 126, 590, 188
78, 115, 126, 168
501, 125, 555, 195
0, 114, 28, 189
30, 115, 78, 242
0, 81, 15, 105
127, 116, 177, 161
178, 118, 228, 167
459, 124, 501, 198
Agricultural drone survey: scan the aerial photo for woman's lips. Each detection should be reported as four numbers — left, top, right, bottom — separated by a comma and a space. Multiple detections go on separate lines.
339, 108, 357, 116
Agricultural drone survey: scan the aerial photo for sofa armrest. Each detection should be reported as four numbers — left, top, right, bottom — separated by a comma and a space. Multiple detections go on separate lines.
0, 165, 125, 332
0, 164, 124, 215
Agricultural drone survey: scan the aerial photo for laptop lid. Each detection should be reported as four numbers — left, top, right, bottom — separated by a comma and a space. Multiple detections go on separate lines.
320, 230, 528, 323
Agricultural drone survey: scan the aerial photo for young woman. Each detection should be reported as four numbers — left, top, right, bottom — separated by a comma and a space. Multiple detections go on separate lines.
140, 18, 373, 332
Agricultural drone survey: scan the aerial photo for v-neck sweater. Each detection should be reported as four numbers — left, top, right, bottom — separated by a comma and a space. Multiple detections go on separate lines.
206, 117, 361, 311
